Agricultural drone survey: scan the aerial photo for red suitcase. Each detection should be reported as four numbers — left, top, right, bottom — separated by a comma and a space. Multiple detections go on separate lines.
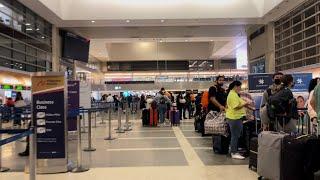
149, 108, 158, 127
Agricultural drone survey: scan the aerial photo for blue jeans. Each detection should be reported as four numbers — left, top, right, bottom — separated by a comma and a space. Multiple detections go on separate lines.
227, 119, 243, 154
158, 104, 167, 124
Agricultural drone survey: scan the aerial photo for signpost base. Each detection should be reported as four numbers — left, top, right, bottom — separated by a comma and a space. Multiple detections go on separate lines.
104, 137, 116, 140
71, 166, 89, 173
0, 167, 10, 172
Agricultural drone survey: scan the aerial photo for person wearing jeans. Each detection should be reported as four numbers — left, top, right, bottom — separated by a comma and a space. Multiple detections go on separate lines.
155, 88, 172, 125
226, 81, 249, 160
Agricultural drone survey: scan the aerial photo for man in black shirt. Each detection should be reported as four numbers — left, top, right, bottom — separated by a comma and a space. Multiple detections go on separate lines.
208, 75, 227, 112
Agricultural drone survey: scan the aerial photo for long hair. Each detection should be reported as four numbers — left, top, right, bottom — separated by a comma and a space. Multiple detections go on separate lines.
227, 81, 242, 94
15, 92, 23, 102
308, 78, 319, 93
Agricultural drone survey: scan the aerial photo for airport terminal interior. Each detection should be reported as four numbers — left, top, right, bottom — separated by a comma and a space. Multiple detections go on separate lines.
1, 0, 320, 180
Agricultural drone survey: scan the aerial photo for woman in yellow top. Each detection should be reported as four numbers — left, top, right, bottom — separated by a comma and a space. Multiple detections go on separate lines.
226, 81, 249, 160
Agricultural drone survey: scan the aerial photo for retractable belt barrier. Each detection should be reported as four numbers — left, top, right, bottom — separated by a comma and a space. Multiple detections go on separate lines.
0, 129, 33, 146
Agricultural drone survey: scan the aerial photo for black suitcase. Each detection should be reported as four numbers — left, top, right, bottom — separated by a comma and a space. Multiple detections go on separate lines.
142, 108, 150, 126
249, 137, 258, 171
212, 135, 230, 154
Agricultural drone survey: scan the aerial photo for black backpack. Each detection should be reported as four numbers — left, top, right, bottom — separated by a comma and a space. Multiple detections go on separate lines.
267, 87, 298, 120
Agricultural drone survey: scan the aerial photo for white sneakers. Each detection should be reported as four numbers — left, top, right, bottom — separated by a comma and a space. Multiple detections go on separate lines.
231, 153, 245, 160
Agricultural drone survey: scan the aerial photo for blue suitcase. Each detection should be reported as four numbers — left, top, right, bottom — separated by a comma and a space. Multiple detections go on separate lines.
170, 110, 180, 126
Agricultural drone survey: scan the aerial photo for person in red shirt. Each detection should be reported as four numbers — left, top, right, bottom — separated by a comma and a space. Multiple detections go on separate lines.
5, 97, 14, 107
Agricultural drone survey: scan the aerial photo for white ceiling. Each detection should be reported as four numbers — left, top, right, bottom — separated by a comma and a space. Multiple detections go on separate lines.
38, 0, 283, 20
17, 0, 305, 62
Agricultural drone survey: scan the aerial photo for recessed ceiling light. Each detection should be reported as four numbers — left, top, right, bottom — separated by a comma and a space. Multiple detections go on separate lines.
41, 36, 45, 39
36, 28, 40, 31
159, 40, 163, 43
0, 3, 4, 8
26, 28, 33, 31
161, 19, 165, 23
210, 40, 214, 42
185, 40, 189, 42
126, 20, 130, 23
25, 23, 31, 26
91, 20, 95, 23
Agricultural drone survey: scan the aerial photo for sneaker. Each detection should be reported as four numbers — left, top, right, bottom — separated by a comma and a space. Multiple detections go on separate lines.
231, 153, 245, 160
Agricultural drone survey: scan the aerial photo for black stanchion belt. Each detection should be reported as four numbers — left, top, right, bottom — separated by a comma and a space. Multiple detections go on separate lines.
0, 129, 33, 146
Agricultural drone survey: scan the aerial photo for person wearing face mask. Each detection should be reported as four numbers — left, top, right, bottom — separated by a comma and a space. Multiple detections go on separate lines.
260, 72, 283, 131
269, 74, 298, 133
208, 75, 227, 113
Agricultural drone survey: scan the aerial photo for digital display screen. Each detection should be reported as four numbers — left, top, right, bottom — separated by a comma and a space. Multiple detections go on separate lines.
15, 85, 25, 90
2, 84, 13, 90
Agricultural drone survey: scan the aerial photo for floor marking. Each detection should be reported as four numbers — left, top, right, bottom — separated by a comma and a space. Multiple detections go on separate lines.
193, 147, 212, 150
129, 130, 173, 133
185, 137, 211, 139
117, 137, 176, 140
106, 147, 181, 151
172, 126, 205, 167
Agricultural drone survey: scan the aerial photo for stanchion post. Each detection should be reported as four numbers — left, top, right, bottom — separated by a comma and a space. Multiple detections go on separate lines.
104, 108, 116, 140
124, 104, 132, 131
93, 111, 97, 128
83, 110, 96, 151
72, 116, 89, 173
0, 118, 10, 172
116, 107, 125, 133
81, 111, 87, 133
100, 104, 106, 124
29, 126, 36, 180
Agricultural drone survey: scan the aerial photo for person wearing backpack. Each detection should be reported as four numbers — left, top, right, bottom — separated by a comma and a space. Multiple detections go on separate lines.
155, 88, 172, 125
260, 72, 283, 131
267, 74, 298, 133
177, 93, 187, 120
208, 75, 227, 113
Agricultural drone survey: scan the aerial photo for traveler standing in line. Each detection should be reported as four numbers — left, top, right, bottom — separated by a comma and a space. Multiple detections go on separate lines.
155, 88, 172, 125
208, 75, 227, 113
273, 74, 298, 133
13, 92, 26, 126
140, 94, 146, 109
307, 78, 320, 134
226, 81, 249, 160
185, 93, 192, 119
177, 93, 187, 120
260, 72, 283, 131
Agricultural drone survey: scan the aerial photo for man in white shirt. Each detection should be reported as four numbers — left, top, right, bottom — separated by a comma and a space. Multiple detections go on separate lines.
106, 94, 114, 103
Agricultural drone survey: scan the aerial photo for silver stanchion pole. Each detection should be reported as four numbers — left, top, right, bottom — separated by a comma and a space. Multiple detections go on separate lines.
72, 116, 89, 173
104, 108, 116, 140
100, 104, 106, 124
81, 111, 87, 133
83, 110, 96, 151
116, 107, 125, 133
93, 111, 97, 128
124, 105, 132, 131
0, 118, 9, 172
29, 126, 36, 180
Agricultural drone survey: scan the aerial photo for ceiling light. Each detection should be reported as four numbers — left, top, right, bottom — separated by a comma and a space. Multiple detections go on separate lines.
41, 36, 45, 39
210, 40, 214, 42
159, 40, 163, 43
126, 20, 130, 23
25, 23, 31, 26
36, 28, 40, 31
185, 40, 189, 42
161, 19, 165, 23
0, 3, 4, 8
26, 28, 33, 31
91, 20, 95, 23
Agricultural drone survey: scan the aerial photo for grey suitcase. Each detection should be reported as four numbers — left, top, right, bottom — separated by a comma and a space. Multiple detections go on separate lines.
257, 131, 288, 180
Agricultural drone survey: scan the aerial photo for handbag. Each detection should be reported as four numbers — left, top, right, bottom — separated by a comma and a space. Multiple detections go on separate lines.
204, 111, 229, 137
14, 100, 26, 108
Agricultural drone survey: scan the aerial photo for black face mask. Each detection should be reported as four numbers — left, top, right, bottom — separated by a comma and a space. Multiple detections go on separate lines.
274, 79, 281, 85
217, 83, 223, 87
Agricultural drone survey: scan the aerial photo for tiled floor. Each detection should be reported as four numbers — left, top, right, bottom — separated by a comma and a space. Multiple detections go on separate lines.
0, 114, 258, 180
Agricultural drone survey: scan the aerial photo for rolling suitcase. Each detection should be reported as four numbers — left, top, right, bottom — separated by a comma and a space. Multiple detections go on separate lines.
170, 110, 180, 126
142, 108, 150, 126
249, 137, 258, 171
149, 108, 158, 127
258, 131, 311, 180
212, 134, 230, 154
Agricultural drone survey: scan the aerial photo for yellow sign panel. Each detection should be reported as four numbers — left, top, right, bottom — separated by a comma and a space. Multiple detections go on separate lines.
32, 76, 65, 94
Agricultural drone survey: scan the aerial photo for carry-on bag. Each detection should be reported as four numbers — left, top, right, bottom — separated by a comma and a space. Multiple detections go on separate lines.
258, 131, 313, 180
170, 110, 180, 126
149, 108, 158, 127
248, 137, 258, 171
204, 111, 228, 137
212, 134, 230, 154
142, 108, 150, 126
